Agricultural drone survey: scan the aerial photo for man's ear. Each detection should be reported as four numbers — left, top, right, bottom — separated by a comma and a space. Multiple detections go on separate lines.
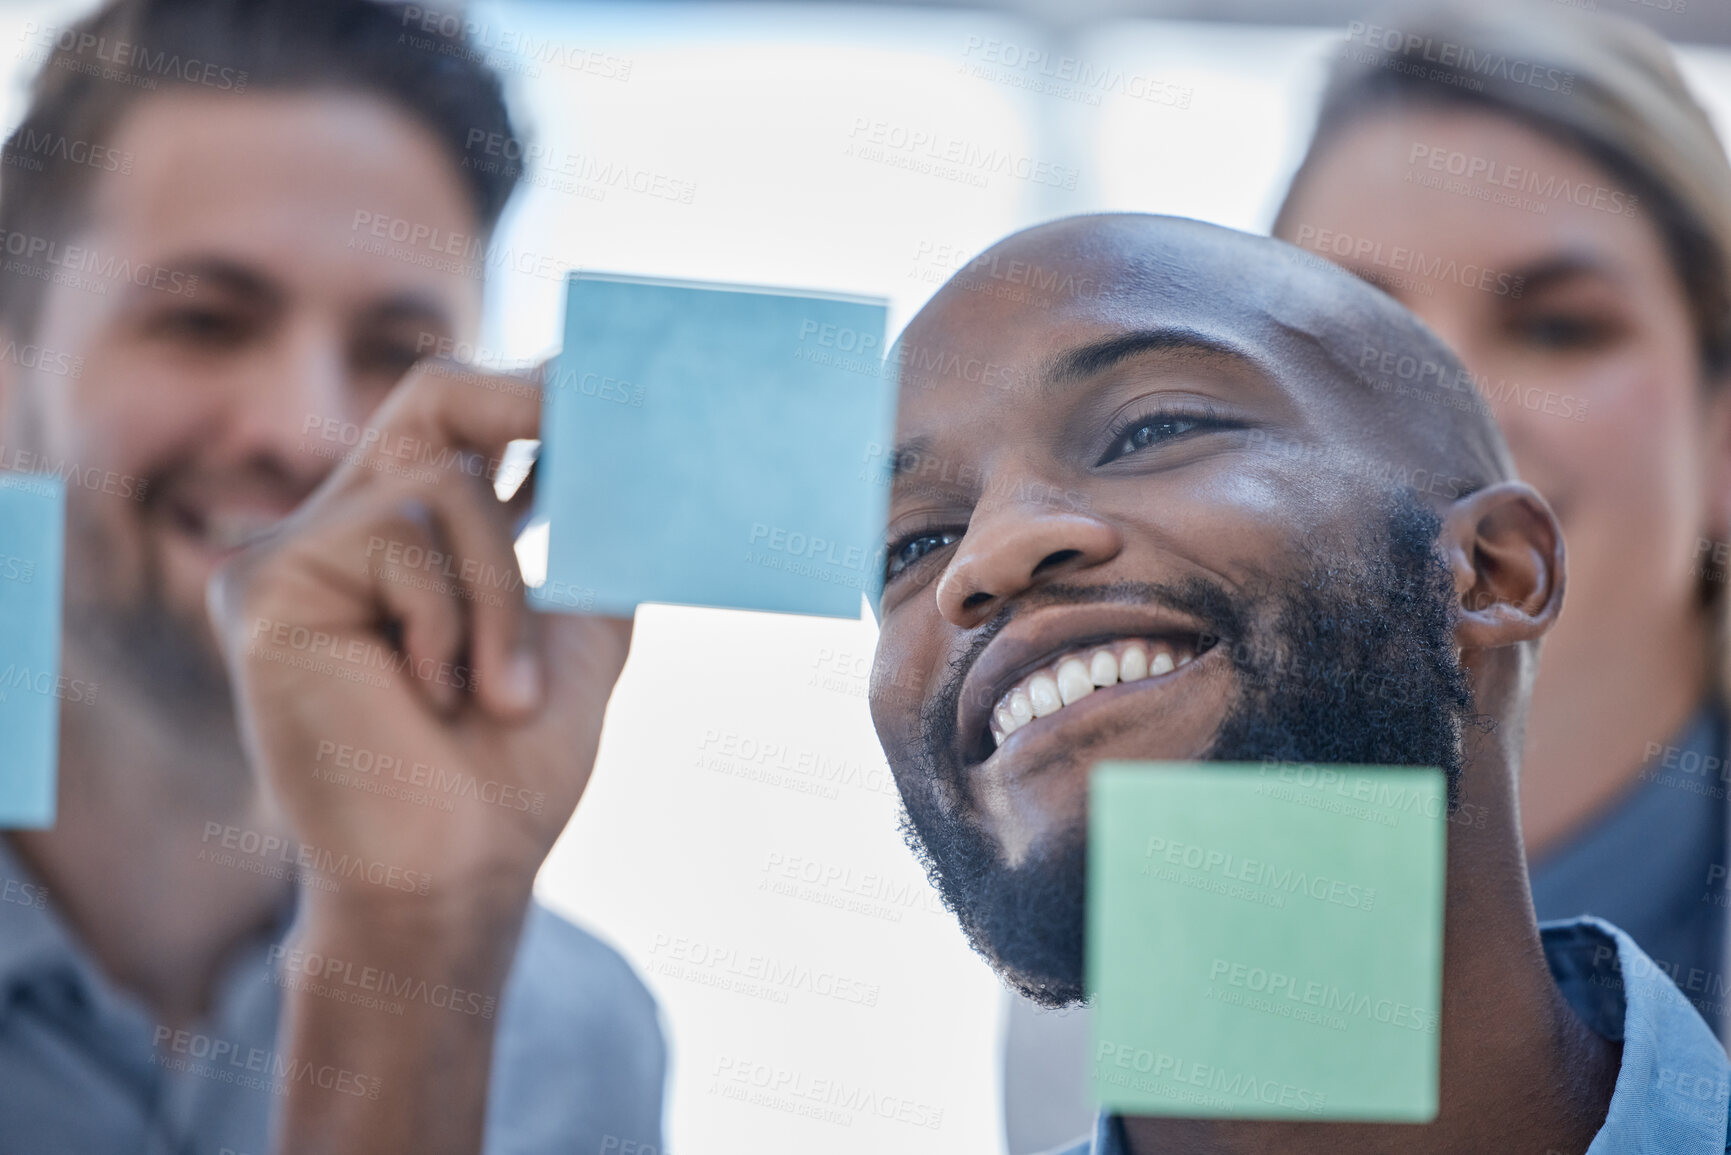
1438, 481, 1564, 651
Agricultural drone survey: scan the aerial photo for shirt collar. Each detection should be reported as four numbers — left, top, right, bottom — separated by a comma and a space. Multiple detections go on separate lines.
1084, 917, 1729, 1154
0, 834, 81, 1003
1087, 1113, 1127, 1154
0, 833, 296, 1028
1556, 917, 1731, 1155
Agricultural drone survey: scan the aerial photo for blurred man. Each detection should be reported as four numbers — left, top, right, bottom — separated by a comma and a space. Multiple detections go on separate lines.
0, 1, 665, 1152
217, 213, 1730, 1153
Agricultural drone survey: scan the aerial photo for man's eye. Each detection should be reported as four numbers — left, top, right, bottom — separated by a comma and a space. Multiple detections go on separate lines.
1097, 409, 1218, 466
151, 308, 249, 346
1511, 313, 1615, 352
355, 339, 424, 381
885, 528, 962, 582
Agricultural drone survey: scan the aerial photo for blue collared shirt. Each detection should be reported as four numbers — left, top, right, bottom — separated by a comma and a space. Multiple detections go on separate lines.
1053, 918, 1731, 1155
0, 837, 667, 1155
1530, 703, 1729, 1037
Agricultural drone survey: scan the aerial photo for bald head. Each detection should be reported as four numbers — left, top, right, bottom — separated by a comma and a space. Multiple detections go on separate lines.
868, 213, 1563, 1004
898, 213, 1513, 502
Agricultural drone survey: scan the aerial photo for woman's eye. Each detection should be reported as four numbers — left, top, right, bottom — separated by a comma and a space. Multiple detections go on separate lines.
885, 528, 962, 582
1099, 412, 1209, 465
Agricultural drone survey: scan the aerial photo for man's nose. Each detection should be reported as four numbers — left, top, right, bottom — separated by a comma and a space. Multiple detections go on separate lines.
934, 500, 1122, 629
224, 323, 353, 485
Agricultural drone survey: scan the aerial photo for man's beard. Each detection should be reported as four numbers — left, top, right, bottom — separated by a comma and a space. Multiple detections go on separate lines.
65, 493, 237, 731
893, 491, 1478, 1008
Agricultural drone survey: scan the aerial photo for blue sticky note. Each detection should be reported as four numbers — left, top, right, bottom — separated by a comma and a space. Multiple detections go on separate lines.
532, 272, 894, 619
0, 474, 64, 828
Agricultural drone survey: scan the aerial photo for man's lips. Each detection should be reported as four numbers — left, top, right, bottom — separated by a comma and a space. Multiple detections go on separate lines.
954, 602, 1222, 768
162, 497, 291, 555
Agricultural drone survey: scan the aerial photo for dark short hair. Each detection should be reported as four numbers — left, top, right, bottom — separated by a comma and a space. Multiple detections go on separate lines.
1276, 0, 1731, 380
0, 0, 523, 334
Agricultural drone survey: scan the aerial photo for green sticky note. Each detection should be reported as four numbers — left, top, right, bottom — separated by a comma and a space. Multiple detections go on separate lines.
1088, 762, 1447, 1122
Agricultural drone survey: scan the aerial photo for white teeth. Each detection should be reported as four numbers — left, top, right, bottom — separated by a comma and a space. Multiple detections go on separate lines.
991, 701, 1024, 751
1028, 672, 1062, 717
205, 513, 280, 550
1056, 659, 1094, 706
989, 636, 1206, 749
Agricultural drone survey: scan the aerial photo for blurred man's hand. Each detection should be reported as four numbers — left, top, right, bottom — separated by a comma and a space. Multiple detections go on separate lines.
210, 360, 632, 1155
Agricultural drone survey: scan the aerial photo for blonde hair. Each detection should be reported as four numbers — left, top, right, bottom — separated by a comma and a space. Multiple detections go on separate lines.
1276, 0, 1731, 378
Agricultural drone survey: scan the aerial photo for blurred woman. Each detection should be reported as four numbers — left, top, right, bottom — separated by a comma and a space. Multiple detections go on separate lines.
1276, 0, 1731, 1033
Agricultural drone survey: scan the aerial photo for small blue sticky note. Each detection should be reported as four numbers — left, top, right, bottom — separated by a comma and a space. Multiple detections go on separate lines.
532, 272, 894, 619
0, 474, 64, 828
1089, 762, 1447, 1122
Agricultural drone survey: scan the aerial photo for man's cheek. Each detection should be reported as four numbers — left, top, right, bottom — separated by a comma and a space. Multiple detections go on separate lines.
871, 639, 943, 746
867, 650, 926, 750
63, 469, 156, 602
872, 685, 927, 775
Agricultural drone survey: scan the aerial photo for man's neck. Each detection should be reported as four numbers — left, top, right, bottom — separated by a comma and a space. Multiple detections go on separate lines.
1121, 756, 1621, 1155
8, 648, 291, 1027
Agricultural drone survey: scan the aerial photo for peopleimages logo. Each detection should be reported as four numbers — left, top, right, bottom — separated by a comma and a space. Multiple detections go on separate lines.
199, 821, 433, 895
1352, 338, 1589, 423
1407, 142, 1639, 218
844, 118, 1080, 190
267, 944, 498, 1019
710, 1055, 945, 1130
151, 1026, 380, 1100
4, 128, 132, 174
743, 522, 882, 594
0, 446, 141, 499
1292, 224, 1524, 298
463, 131, 695, 204
956, 35, 1193, 109
1095, 1041, 1329, 1114
400, 6, 633, 81
314, 738, 545, 816
1207, 955, 1439, 1034
1142, 835, 1376, 911
0, 227, 198, 297
1342, 21, 1575, 94
19, 21, 250, 92
0, 662, 97, 705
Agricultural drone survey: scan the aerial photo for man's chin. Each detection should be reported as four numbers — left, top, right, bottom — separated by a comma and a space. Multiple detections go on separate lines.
899, 805, 1088, 1009
162, 529, 245, 618
963, 835, 1088, 1009
998, 958, 1087, 1010
71, 592, 236, 722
